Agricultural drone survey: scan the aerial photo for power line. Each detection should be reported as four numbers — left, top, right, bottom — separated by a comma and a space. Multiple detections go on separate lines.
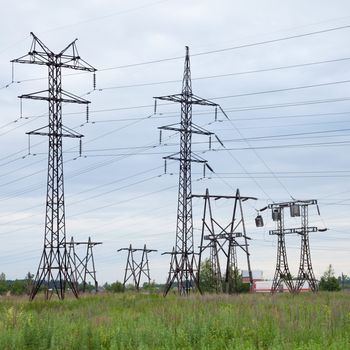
209, 79, 350, 101
216, 140, 350, 151
210, 135, 274, 202
65, 110, 350, 125
218, 96, 350, 112
0, 163, 165, 218
196, 127, 350, 143
0, 118, 179, 202
46, 96, 350, 119
55, 127, 350, 154
0, 172, 165, 228
42, 0, 171, 34
221, 119, 350, 131
98, 23, 350, 72
0, 116, 43, 137
214, 170, 350, 175
229, 111, 350, 122
4, 22, 347, 88
48, 137, 350, 158
1, 22, 350, 101
208, 174, 350, 179
0, 110, 162, 187
4, 56, 350, 92
1, 115, 344, 202
93, 58, 350, 90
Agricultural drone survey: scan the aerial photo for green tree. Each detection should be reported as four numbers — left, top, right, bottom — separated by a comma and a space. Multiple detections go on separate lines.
80, 281, 96, 293
226, 267, 252, 293
229, 267, 239, 293
199, 258, 221, 293
319, 264, 341, 291
0, 272, 8, 295
10, 280, 26, 295
125, 283, 136, 291
338, 273, 350, 289
104, 281, 125, 293
24, 272, 34, 295
142, 281, 157, 292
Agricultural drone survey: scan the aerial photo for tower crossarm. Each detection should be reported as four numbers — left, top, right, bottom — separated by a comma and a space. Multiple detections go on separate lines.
269, 226, 319, 235
19, 89, 90, 104
154, 93, 218, 107
68, 242, 103, 246
190, 94, 218, 106
158, 124, 213, 136
26, 125, 83, 138
118, 248, 157, 253
163, 152, 208, 163
268, 199, 317, 209
191, 194, 257, 201
12, 32, 96, 72
161, 250, 199, 255
204, 232, 243, 240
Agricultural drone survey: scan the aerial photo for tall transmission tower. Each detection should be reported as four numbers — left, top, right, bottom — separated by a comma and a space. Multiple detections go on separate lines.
12, 33, 96, 300
118, 244, 157, 290
67, 237, 102, 293
154, 46, 219, 296
194, 188, 256, 293
265, 200, 324, 293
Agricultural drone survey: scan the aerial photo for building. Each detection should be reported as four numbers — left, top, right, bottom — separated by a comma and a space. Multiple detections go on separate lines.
241, 270, 264, 284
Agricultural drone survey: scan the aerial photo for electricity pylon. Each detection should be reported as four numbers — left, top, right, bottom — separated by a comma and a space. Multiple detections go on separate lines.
12, 32, 96, 300
154, 46, 220, 296
266, 200, 323, 293
67, 237, 102, 293
118, 244, 157, 290
293, 200, 324, 292
194, 188, 256, 293
268, 203, 295, 293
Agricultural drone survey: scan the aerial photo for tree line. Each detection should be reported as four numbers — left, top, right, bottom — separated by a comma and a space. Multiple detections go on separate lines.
0, 263, 347, 295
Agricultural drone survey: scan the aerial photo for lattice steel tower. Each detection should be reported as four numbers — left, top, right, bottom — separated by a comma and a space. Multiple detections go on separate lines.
118, 244, 157, 290
268, 203, 294, 293
267, 200, 323, 293
12, 33, 96, 300
293, 200, 323, 292
196, 189, 223, 293
194, 188, 256, 293
154, 47, 218, 296
67, 237, 102, 293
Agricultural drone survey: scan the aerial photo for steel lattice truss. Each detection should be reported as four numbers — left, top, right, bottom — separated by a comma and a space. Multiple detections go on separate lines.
294, 203, 319, 292
154, 47, 221, 296
194, 188, 256, 293
118, 244, 157, 290
267, 200, 322, 293
66, 237, 102, 293
12, 33, 96, 300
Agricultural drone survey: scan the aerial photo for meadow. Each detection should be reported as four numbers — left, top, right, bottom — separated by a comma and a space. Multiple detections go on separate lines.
0, 292, 349, 350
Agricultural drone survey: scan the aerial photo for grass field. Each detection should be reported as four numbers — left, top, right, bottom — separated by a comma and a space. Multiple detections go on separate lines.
0, 292, 349, 349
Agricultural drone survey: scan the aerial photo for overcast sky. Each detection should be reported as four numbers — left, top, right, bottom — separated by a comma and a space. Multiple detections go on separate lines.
0, 0, 350, 284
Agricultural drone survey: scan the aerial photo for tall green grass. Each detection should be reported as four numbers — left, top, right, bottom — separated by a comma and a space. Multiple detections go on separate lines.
0, 292, 349, 349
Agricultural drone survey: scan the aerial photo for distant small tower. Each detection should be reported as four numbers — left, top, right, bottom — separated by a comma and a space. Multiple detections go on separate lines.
194, 188, 257, 293
67, 237, 102, 293
118, 244, 157, 290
